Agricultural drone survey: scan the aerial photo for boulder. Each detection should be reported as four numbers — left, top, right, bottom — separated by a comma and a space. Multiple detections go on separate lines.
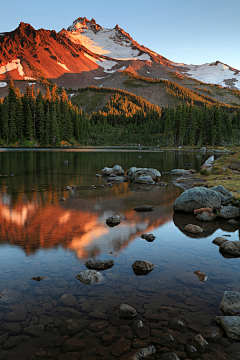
200, 326, 223, 342
133, 345, 156, 359
219, 291, 240, 315
219, 206, 239, 219
196, 211, 217, 222
106, 215, 121, 226
116, 303, 137, 318
127, 167, 161, 181
211, 185, 233, 205
112, 165, 125, 175
134, 205, 154, 212
85, 259, 114, 270
173, 187, 221, 213
184, 224, 203, 234
201, 156, 214, 169
107, 176, 126, 183
76, 270, 106, 285
214, 316, 240, 340
132, 261, 156, 275
101, 167, 114, 176
171, 169, 191, 177
132, 175, 155, 184
141, 234, 156, 242
212, 237, 228, 246
220, 241, 240, 257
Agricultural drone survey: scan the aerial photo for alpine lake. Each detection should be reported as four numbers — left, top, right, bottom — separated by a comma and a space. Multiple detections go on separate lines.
0, 148, 239, 360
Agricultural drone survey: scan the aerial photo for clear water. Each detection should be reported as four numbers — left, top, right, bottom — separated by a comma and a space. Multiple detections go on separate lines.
0, 149, 239, 359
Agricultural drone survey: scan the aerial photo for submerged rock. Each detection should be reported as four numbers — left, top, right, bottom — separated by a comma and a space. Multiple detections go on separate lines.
141, 234, 156, 242
0, 289, 22, 304
200, 326, 223, 342
174, 187, 221, 213
194, 270, 208, 282
133, 345, 156, 359
219, 291, 240, 315
85, 259, 114, 270
134, 205, 154, 211
106, 215, 121, 226
116, 303, 137, 318
132, 175, 155, 184
31, 276, 45, 281
214, 316, 240, 340
196, 211, 217, 222
76, 270, 106, 285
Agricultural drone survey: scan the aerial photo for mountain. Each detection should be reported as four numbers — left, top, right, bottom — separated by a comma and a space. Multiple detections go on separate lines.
0, 17, 240, 100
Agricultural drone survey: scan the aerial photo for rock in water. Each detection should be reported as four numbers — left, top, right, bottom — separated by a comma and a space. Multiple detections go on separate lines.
132, 175, 155, 184
214, 316, 240, 340
184, 224, 203, 234
85, 259, 114, 270
141, 234, 156, 242
173, 187, 221, 213
220, 241, 240, 257
219, 206, 239, 219
132, 260, 156, 275
127, 167, 161, 181
194, 270, 208, 282
76, 270, 106, 285
133, 345, 156, 359
212, 237, 228, 246
134, 205, 154, 211
171, 169, 191, 177
116, 303, 137, 318
211, 185, 233, 205
0, 289, 22, 304
106, 215, 121, 226
219, 291, 240, 315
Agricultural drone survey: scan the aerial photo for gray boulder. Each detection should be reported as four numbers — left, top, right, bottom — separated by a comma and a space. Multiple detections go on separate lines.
85, 259, 114, 270
132, 175, 155, 184
212, 237, 228, 246
214, 316, 240, 340
211, 185, 232, 205
196, 212, 217, 222
101, 167, 114, 176
127, 167, 161, 181
171, 169, 191, 177
106, 215, 121, 226
116, 303, 137, 318
184, 224, 203, 234
219, 291, 240, 315
76, 270, 106, 285
220, 241, 240, 257
219, 206, 239, 219
173, 187, 221, 213
112, 165, 125, 175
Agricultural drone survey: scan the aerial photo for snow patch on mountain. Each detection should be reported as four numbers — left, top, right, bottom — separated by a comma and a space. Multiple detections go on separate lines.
181, 62, 240, 89
0, 82, 7, 87
0, 59, 25, 76
57, 62, 70, 71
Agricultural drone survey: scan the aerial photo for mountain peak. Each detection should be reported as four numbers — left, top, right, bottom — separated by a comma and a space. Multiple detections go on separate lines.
67, 17, 103, 33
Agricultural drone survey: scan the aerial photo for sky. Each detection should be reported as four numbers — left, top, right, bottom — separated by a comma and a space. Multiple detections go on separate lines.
1, 0, 240, 70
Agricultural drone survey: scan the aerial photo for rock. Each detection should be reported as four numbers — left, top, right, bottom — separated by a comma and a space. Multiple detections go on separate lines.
63, 338, 85, 352
171, 169, 191, 177
200, 147, 206, 152
184, 224, 203, 234
23, 325, 44, 337
112, 165, 125, 175
185, 344, 199, 358
160, 352, 180, 360
85, 259, 114, 270
132, 260, 156, 276
219, 206, 239, 219
134, 205, 154, 211
220, 241, 240, 257
95, 173, 101, 177
3, 322, 22, 334
3, 309, 27, 322
196, 211, 217, 221
60, 293, 78, 307
106, 215, 121, 226
65, 185, 72, 190
194, 207, 213, 215
88, 310, 108, 320
127, 167, 161, 181
3, 336, 22, 349
133, 345, 156, 359
200, 326, 223, 342
0, 289, 22, 304
219, 291, 240, 315
111, 338, 131, 357
169, 318, 187, 333
63, 160, 68, 165
116, 303, 137, 318
214, 316, 240, 340
31, 276, 45, 281
60, 319, 89, 335
193, 270, 208, 282
193, 334, 209, 353
132, 175, 155, 184
176, 272, 208, 287
107, 176, 126, 183
141, 234, 156, 242
211, 185, 233, 205
212, 237, 228, 246
60, 197, 65, 201
101, 167, 114, 176
173, 187, 221, 213
76, 270, 106, 285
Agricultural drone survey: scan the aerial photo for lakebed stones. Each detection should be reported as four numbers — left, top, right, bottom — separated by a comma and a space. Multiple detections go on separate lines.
127, 167, 161, 182
85, 259, 114, 270
141, 234, 156, 242
214, 316, 240, 340
184, 224, 203, 234
106, 215, 121, 226
219, 291, 240, 315
116, 303, 137, 318
219, 241, 240, 257
76, 270, 106, 285
174, 187, 222, 213
0, 289, 22, 304
200, 326, 223, 342
134, 205, 154, 212
133, 345, 156, 359
132, 260, 156, 276
176, 272, 208, 287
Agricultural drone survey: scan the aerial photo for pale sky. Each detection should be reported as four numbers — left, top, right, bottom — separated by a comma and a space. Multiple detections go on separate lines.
1, 0, 240, 70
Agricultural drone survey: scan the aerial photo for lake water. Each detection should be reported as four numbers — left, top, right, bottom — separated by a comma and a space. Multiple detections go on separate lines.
0, 149, 239, 360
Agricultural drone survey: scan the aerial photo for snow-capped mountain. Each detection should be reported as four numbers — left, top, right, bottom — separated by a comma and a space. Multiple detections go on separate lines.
0, 17, 240, 91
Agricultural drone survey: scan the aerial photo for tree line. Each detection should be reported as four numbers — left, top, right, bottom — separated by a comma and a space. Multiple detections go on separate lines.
0, 81, 239, 146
